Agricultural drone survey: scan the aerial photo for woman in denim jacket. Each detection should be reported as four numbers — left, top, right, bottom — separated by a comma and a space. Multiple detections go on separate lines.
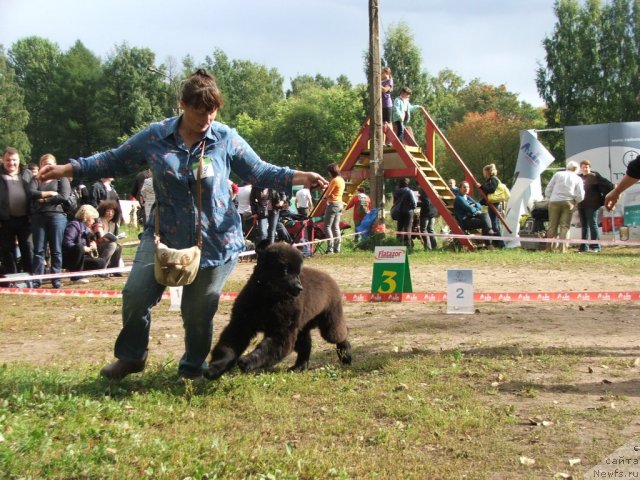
39, 69, 327, 382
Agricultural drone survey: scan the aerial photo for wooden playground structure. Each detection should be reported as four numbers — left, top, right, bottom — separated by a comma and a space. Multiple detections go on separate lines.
310, 107, 511, 251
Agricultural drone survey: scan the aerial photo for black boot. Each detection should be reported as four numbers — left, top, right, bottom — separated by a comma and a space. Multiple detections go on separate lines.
100, 351, 147, 380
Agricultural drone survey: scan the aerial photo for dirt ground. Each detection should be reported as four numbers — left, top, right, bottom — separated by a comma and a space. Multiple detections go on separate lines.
2, 254, 640, 476
2, 255, 639, 372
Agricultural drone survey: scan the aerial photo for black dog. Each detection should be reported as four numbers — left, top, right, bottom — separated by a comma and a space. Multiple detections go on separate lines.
205, 242, 352, 379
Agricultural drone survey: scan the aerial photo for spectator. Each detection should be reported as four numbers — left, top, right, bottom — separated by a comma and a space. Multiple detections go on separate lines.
62, 204, 106, 283
417, 188, 438, 250
578, 160, 613, 253
448, 178, 460, 196
478, 163, 506, 249
250, 187, 270, 242
39, 69, 326, 382
295, 186, 313, 218
391, 178, 417, 248
229, 180, 239, 209
345, 186, 370, 241
0, 147, 34, 275
27, 163, 39, 176
90, 177, 120, 208
453, 180, 494, 247
381, 67, 394, 124
29, 153, 70, 288
544, 161, 585, 253
392, 86, 421, 143
267, 189, 288, 244
139, 174, 156, 225
95, 199, 123, 272
323, 163, 345, 254
130, 169, 151, 225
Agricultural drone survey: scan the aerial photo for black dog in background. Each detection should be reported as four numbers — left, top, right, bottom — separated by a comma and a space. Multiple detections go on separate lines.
205, 242, 352, 380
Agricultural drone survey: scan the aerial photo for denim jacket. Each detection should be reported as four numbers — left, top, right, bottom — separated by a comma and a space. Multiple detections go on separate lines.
71, 116, 294, 267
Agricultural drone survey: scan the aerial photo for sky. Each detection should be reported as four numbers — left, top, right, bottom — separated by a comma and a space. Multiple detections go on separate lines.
0, 0, 557, 107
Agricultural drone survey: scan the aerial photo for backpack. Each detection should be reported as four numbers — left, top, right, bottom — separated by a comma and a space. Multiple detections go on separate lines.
487, 181, 510, 203
356, 193, 368, 217
62, 191, 79, 217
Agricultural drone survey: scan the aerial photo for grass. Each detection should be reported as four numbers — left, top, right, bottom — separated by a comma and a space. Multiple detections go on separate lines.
1, 348, 638, 479
3, 234, 640, 478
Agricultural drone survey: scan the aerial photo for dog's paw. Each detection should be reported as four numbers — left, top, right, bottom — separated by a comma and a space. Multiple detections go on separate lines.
288, 361, 309, 372
337, 341, 352, 365
237, 356, 251, 372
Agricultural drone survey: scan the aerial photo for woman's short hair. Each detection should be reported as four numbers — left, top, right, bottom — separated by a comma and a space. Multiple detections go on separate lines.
75, 204, 100, 222
327, 163, 340, 177
483, 163, 497, 176
39, 153, 56, 166
580, 159, 592, 167
180, 68, 224, 112
566, 161, 580, 172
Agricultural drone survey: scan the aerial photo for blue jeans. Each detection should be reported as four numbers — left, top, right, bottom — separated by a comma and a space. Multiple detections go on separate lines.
419, 213, 437, 250
578, 207, 600, 251
267, 210, 280, 244
323, 202, 343, 252
488, 203, 505, 248
256, 217, 269, 242
31, 213, 67, 280
116, 233, 238, 377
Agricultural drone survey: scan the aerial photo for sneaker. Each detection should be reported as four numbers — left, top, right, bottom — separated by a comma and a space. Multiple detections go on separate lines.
52, 280, 62, 289
72, 278, 89, 284
32, 280, 41, 289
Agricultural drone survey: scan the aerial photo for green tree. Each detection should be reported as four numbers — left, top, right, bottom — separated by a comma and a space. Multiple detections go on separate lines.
100, 43, 166, 142
537, 0, 640, 126
8, 36, 62, 158
50, 41, 106, 159
238, 86, 364, 173
204, 49, 284, 126
425, 69, 465, 130
445, 110, 546, 183
0, 47, 30, 159
380, 21, 429, 101
288, 74, 340, 97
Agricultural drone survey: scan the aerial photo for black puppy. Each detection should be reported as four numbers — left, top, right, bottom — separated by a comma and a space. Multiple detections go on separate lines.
205, 242, 352, 380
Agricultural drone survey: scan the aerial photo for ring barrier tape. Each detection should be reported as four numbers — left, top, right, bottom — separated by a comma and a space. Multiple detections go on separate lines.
1, 230, 637, 303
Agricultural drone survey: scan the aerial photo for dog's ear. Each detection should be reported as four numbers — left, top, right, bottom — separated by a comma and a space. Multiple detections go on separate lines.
255, 240, 270, 253
255, 240, 270, 262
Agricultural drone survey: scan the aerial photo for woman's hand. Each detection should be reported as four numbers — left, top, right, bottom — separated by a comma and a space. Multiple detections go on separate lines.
293, 171, 328, 190
38, 163, 73, 182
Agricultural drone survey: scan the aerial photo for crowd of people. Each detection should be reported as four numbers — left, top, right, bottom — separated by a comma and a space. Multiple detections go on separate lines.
0, 148, 128, 287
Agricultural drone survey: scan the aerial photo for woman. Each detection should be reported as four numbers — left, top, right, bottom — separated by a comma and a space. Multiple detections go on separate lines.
478, 163, 506, 248
95, 199, 123, 271
417, 188, 438, 250
39, 69, 327, 382
323, 163, 345, 254
392, 178, 417, 248
29, 154, 70, 288
62, 204, 106, 283
578, 159, 613, 252
544, 161, 585, 253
